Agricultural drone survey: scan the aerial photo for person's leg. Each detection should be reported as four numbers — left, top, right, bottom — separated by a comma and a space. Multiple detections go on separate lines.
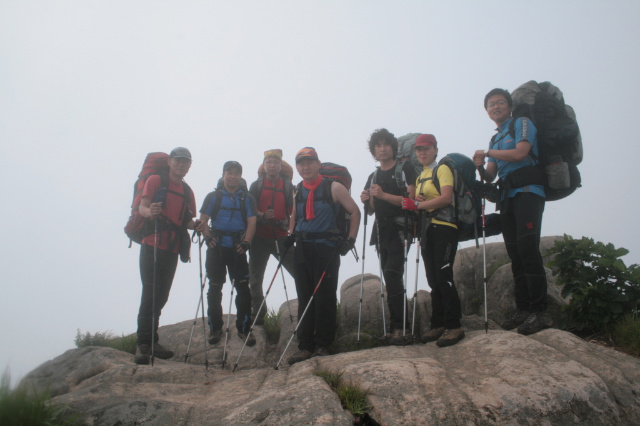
429, 225, 461, 329
381, 228, 408, 332
205, 247, 226, 333
231, 251, 252, 333
248, 236, 271, 321
313, 244, 340, 350
293, 242, 315, 352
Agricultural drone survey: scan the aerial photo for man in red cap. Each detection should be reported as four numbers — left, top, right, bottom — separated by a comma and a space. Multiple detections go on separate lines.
286, 147, 361, 364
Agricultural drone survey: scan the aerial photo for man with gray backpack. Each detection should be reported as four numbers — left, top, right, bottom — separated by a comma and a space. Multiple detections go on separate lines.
473, 88, 553, 335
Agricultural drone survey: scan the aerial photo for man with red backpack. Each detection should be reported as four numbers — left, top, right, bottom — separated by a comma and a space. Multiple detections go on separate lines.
134, 147, 197, 365
248, 149, 296, 325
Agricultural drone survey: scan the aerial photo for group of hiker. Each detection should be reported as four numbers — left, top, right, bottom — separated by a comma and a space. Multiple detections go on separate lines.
129, 86, 558, 367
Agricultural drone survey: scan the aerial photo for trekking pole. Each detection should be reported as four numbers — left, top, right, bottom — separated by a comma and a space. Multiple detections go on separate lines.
411, 218, 420, 338
356, 209, 368, 343
232, 245, 291, 372
275, 247, 341, 370
481, 183, 489, 334
184, 233, 209, 369
221, 278, 236, 369
151, 217, 158, 366
402, 193, 410, 342
375, 220, 387, 338
271, 218, 294, 324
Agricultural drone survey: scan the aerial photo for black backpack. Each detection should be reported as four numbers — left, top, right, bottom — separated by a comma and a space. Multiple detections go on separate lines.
494, 80, 583, 201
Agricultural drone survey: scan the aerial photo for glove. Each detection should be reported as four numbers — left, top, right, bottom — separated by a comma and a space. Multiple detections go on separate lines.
339, 237, 356, 256
402, 197, 419, 211
237, 240, 251, 254
284, 234, 296, 249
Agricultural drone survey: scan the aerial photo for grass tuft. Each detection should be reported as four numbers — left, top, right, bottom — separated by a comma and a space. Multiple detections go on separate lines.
613, 313, 640, 356
75, 329, 137, 354
314, 368, 371, 416
263, 309, 282, 343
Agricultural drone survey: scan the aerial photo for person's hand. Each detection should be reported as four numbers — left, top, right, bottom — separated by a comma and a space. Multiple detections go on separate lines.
339, 237, 356, 256
284, 234, 296, 249
196, 220, 208, 233
473, 150, 487, 167
369, 184, 384, 199
360, 189, 370, 204
264, 208, 275, 220
205, 236, 217, 248
237, 240, 251, 254
415, 195, 425, 202
402, 198, 419, 211
149, 202, 163, 217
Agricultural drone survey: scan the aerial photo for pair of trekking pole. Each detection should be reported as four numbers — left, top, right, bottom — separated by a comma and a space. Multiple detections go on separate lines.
184, 232, 209, 369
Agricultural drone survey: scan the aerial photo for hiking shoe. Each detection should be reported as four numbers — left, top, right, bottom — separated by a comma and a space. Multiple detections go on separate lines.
501, 309, 530, 330
287, 349, 313, 365
238, 331, 256, 347
436, 328, 465, 347
517, 312, 553, 335
312, 346, 331, 357
153, 343, 174, 360
388, 329, 408, 346
208, 329, 222, 345
420, 326, 445, 344
134, 344, 150, 365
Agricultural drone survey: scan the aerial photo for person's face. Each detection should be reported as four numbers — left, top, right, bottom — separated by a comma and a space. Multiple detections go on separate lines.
223, 168, 242, 191
296, 158, 321, 181
374, 141, 394, 162
264, 158, 282, 179
168, 157, 192, 179
486, 94, 512, 126
415, 145, 437, 166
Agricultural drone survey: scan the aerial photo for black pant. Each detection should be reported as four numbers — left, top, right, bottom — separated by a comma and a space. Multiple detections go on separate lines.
137, 244, 179, 345
206, 246, 251, 333
294, 242, 340, 352
421, 224, 462, 329
377, 223, 410, 331
501, 192, 547, 312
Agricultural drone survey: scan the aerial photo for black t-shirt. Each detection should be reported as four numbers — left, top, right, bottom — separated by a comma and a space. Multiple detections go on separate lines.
364, 161, 419, 218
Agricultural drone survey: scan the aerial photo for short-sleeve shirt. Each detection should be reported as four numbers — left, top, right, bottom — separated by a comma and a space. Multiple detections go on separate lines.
364, 160, 418, 218
488, 117, 545, 199
200, 189, 256, 248
141, 175, 196, 253
415, 165, 457, 229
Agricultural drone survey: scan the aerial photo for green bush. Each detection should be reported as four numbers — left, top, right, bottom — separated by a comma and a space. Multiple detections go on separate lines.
613, 313, 640, 356
263, 309, 282, 343
546, 234, 640, 335
314, 368, 371, 415
75, 329, 137, 354
0, 369, 79, 426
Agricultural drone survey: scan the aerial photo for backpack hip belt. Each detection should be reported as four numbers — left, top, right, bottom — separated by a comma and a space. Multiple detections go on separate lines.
294, 229, 341, 242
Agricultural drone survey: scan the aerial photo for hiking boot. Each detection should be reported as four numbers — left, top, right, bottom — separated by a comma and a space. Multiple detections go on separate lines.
436, 328, 465, 347
501, 309, 530, 330
153, 343, 174, 360
134, 344, 150, 365
420, 326, 445, 344
312, 346, 331, 357
238, 331, 256, 347
517, 312, 553, 336
287, 349, 313, 365
208, 329, 222, 345
388, 329, 408, 346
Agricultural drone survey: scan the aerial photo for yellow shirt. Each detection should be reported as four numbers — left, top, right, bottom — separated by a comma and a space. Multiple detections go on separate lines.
416, 165, 457, 229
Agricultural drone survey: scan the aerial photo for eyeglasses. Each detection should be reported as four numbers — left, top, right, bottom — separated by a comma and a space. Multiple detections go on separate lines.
487, 100, 508, 109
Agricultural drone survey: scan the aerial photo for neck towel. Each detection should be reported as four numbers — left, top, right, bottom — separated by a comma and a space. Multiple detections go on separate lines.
302, 175, 324, 220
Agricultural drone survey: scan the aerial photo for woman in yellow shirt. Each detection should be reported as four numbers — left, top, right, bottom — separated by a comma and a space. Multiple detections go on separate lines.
402, 134, 464, 347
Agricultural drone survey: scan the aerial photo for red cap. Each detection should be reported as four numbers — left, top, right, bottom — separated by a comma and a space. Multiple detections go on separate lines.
415, 134, 437, 148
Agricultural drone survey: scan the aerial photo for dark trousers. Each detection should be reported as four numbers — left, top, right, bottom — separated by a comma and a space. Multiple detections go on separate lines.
294, 242, 340, 352
206, 246, 251, 333
248, 234, 296, 320
377, 223, 410, 331
501, 192, 547, 312
137, 244, 178, 345
421, 224, 462, 329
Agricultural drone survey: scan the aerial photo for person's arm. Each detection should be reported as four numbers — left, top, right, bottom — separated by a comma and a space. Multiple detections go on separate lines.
332, 182, 361, 240
288, 203, 296, 235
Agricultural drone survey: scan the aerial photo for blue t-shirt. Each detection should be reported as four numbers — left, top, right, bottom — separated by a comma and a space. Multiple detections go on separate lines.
201, 189, 255, 247
488, 117, 545, 199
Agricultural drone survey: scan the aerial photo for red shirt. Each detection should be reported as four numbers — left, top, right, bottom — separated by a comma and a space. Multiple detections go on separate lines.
141, 175, 196, 253
256, 177, 291, 238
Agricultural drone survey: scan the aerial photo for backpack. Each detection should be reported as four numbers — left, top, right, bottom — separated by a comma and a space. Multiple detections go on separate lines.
294, 162, 352, 241
203, 178, 250, 230
124, 152, 193, 249
397, 133, 428, 177
495, 80, 583, 201
251, 163, 294, 211
419, 153, 501, 246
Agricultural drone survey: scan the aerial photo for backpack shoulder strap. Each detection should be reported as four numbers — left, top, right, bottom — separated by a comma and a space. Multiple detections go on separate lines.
394, 160, 408, 193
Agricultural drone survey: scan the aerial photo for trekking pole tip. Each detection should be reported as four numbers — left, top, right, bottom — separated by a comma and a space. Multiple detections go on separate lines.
232, 364, 238, 373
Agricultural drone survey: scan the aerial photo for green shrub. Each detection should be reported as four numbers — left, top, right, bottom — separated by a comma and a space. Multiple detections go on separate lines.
546, 234, 640, 335
314, 368, 371, 415
613, 313, 640, 356
0, 369, 79, 426
263, 309, 282, 343
75, 329, 137, 354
